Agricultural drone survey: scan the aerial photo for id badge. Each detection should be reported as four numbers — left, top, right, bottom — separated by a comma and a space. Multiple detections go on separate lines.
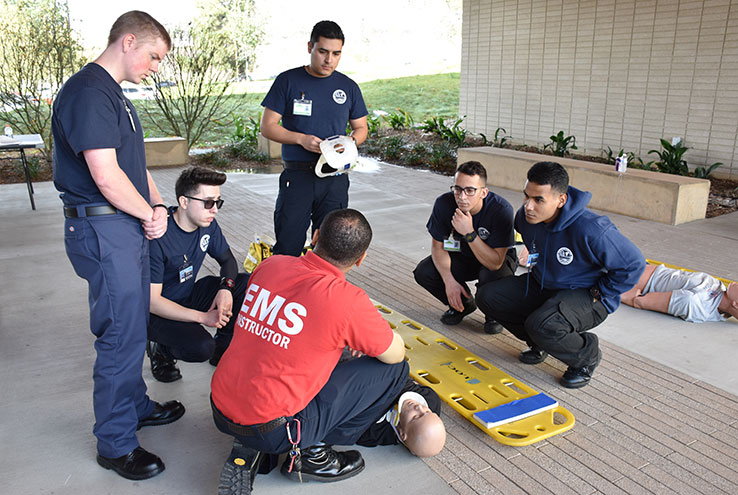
293, 98, 312, 116
179, 264, 193, 283
443, 238, 461, 252
526, 252, 539, 267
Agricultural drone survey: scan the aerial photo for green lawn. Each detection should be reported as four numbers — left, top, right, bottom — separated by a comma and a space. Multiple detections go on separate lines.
136, 72, 460, 148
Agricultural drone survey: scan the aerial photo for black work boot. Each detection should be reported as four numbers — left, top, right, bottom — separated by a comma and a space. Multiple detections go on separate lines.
440, 298, 476, 325
147, 341, 181, 383
280, 444, 364, 483
218, 439, 262, 495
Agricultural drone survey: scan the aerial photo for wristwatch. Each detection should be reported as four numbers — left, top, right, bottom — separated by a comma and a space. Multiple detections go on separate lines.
464, 231, 477, 243
219, 277, 235, 293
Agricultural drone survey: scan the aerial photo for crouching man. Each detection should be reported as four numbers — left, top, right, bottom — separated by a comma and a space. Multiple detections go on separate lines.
211, 209, 407, 492
147, 167, 249, 382
414, 161, 517, 334
476, 162, 644, 388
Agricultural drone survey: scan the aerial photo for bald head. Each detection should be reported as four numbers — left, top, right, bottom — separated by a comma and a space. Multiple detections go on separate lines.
396, 397, 446, 457
402, 412, 446, 457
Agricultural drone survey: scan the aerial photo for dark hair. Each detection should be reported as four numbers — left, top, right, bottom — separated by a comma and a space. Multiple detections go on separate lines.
175, 166, 226, 199
314, 209, 372, 267
108, 11, 172, 50
456, 161, 487, 183
310, 20, 344, 45
527, 161, 569, 194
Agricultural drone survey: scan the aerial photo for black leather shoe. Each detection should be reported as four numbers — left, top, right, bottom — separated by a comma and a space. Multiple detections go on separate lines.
440, 299, 477, 325
97, 446, 164, 480
218, 439, 262, 495
560, 350, 602, 389
519, 346, 548, 364
138, 400, 185, 429
483, 317, 504, 334
147, 341, 182, 382
280, 444, 364, 483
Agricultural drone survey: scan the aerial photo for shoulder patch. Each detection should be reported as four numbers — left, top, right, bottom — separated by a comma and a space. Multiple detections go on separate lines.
200, 234, 211, 252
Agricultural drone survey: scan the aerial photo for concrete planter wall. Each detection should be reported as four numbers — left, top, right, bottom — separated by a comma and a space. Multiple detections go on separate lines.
458, 147, 710, 226
145, 137, 188, 167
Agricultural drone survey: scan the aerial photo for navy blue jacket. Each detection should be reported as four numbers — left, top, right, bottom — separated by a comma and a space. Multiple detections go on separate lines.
515, 186, 645, 313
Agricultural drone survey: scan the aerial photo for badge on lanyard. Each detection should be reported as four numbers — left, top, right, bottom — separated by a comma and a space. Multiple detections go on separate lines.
443, 232, 461, 252
179, 254, 193, 283
293, 92, 312, 116
526, 242, 539, 268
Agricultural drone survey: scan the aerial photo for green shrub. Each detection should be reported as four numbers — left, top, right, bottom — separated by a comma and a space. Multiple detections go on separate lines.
382, 108, 414, 129
382, 135, 406, 161
481, 127, 511, 148
693, 162, 722, 179
420, 116, 467, 146
648, 139, 689, 176
545, 131, 578, 157
227, 139, 269, 163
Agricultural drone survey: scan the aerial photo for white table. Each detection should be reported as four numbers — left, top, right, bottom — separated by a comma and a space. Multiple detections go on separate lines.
0, 134, 45, 210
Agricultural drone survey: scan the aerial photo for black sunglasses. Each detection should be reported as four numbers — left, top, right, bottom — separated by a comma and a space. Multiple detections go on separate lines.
185, 196, 224, 209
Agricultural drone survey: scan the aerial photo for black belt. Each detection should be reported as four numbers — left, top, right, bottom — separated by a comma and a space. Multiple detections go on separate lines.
211, 398, 287, 437
283, 160, 317, 171
64, 205, 117, 218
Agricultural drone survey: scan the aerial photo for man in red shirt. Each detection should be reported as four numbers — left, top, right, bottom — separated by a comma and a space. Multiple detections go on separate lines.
211, 209, 407, 491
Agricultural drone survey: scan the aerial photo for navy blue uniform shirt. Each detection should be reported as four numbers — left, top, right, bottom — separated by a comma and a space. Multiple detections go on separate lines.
261, 66, 367, 162
427, 191, 515, 259
150, 208, 229, 304
52, 63, 148, 206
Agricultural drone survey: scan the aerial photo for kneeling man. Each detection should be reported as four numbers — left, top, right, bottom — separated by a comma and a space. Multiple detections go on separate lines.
414, 161, 517, 334
147, 167, 249, 382
476, 162, 644, 388
211, 209, 407, 488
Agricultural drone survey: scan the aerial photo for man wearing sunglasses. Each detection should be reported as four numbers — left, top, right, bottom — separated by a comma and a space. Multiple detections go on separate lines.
147, 167, 250, 383
413, 161, 517, 334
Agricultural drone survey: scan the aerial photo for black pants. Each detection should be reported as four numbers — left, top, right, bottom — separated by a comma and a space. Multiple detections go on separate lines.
148, 273, 250, 361
212, 358, 409, 453
475, 274, 608, 368
413, 248, 517, 307
273, 166, 349, 256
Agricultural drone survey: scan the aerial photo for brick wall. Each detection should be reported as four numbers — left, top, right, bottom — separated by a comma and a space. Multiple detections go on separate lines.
460, 0, 738, 178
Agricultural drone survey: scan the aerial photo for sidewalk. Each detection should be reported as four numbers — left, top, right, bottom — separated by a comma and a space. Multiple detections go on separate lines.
1, 162, 737, 494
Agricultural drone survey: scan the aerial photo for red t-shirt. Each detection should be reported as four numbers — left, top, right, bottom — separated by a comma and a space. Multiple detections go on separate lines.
211, 252, 394, 425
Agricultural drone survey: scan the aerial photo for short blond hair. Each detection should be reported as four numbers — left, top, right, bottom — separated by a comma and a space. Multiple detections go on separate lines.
108, 11, 171, 50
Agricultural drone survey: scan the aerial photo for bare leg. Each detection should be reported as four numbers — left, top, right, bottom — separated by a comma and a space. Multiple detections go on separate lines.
621, 264, 657, 307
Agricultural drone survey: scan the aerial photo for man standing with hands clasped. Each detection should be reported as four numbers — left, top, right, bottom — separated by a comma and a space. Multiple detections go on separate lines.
414, 161, 517, 334
52, 11, 184, 481
260, 20, 368, 256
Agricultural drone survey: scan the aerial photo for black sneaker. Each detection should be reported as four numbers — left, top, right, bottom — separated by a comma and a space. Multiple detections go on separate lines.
218, 439, 262, 495
147, 341, 182, 383
560, 349, 602, 389
519, 346, 548, 365
440, 299, 477, 325
483, 317, 504, 334
280, 444, 364, 483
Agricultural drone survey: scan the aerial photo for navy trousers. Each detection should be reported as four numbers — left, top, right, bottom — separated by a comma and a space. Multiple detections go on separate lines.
64, 213, 154, 458
413, 248, 517, 307
213, 358, 409, 454
273, 167, 349, 256
475, 274, 608, 368
148, 273, 250, 361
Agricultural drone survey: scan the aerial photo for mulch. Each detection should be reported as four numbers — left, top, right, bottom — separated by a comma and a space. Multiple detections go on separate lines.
3, 144, 737, 218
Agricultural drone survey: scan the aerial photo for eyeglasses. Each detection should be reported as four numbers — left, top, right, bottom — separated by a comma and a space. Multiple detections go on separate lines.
185, 196, 224, 209
451, 185, 480, 196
